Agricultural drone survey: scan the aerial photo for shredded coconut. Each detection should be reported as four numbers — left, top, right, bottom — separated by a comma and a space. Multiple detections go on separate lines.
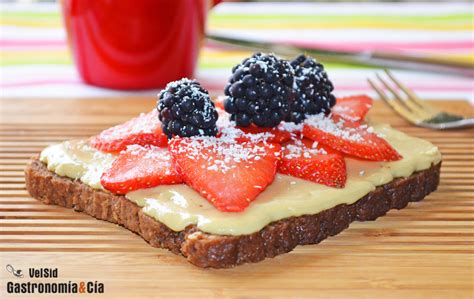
120, 144, 173, 175
304, 113, 376, 143
332, 106, 361, 122
177, 135, 279, 174
217, 114, 276, 144
255, 60, 268, 72
125, 144, 145, 156
216, 108, 231, 128
99, 110, 160, 141
283, 138, 327, 160
278, 121, 303, 133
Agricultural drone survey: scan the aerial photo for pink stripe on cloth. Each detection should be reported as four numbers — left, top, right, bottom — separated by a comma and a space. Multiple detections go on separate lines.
1, 79, 82, 88
4, 39, 471, 54
0, 39, 67, 47
333, 84, 474, 92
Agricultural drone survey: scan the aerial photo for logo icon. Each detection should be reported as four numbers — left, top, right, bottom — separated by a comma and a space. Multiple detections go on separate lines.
6, 264, 23, 278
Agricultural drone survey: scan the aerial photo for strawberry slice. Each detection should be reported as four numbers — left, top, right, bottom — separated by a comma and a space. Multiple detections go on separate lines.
91, 110, 167, 153
303, 114, 402, 161
234, 122, 303, 144
279, 138, 346, 188
236, 125, 292, 143
214, 96, 226, 110
101, 145, 182, 194
169, 137, 281, 212
332, 95, 373, 122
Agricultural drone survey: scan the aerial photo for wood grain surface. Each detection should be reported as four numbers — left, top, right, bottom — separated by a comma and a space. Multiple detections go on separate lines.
0, 98, 472, 299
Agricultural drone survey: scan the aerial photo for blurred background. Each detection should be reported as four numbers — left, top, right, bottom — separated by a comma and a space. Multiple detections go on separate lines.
0, 0, 473, 101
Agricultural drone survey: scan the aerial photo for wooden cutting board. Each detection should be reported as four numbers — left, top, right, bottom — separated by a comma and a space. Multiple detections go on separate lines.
0, 98, 472, 299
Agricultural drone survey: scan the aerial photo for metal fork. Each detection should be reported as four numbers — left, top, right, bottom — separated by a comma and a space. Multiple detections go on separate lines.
368, 70, 474, 129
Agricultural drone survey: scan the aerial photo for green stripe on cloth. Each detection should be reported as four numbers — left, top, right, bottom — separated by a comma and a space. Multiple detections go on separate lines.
0, 54, 373, 70
1, 15, 61, 22
0, 56, 72, 66
3, 11, 471, 22
0, 11, 60, 18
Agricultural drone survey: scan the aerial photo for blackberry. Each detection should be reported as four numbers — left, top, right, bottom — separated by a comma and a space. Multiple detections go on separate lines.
286, 54, 336, 124
157, 79, 218, 138
224, 53, 294, 128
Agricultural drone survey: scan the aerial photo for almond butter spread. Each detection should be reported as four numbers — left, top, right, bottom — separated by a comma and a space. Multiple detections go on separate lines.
40, 124, 441, 235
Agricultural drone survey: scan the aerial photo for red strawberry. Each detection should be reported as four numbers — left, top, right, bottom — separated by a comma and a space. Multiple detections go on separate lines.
303, 114, 402, 161
332, 95, 373, 122
91, 110, 167, 153
236, 125, 292, 143
216, 106, 228, 122
101, 145, 181, 194
169, 137, 281, 212
279, 138, 346, 188
214, 96, 225, 110
233, 122, 303, 144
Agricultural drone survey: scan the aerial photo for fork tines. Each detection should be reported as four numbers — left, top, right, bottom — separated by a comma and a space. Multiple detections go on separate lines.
368, 69, 440, 125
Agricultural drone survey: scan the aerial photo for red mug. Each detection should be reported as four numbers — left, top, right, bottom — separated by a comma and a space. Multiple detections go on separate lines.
61, 0, 220, 90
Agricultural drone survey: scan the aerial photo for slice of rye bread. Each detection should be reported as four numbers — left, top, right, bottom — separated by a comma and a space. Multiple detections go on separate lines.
25, 159, 441, 268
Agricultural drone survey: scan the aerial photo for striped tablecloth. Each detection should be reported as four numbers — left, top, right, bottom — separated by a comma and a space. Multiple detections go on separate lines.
1, 2, 473, 102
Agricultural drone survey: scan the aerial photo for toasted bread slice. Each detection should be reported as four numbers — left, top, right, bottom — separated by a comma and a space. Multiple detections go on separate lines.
25, 159, 440, 268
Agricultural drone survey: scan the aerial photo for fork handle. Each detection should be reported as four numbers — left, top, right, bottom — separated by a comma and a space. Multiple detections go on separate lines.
425, 118, 474, 129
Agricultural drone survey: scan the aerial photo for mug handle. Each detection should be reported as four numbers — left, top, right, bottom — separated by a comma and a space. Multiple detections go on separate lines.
211, 0, 222, 7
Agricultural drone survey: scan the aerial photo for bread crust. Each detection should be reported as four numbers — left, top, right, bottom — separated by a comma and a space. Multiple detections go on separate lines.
25, 159, 440, 268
